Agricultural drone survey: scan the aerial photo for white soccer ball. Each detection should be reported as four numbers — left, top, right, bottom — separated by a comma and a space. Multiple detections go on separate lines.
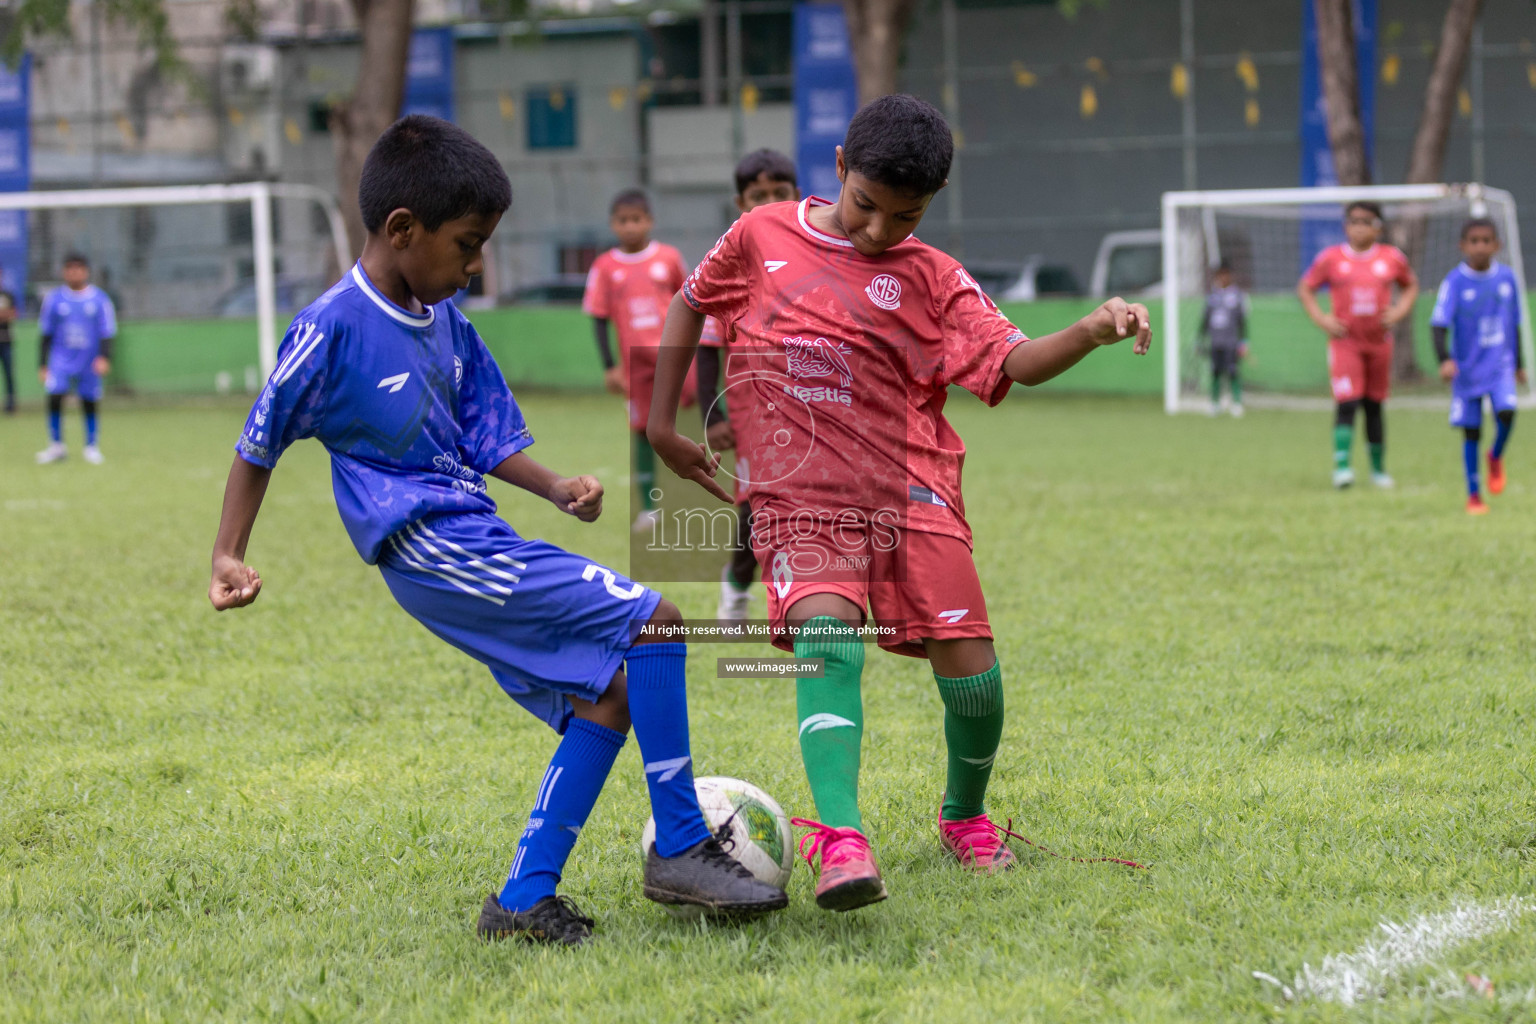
641, 775, 795, 918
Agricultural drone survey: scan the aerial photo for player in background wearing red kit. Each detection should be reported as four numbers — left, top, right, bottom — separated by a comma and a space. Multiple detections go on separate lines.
1297, 201, 1420, 489
696, 149, 801, 623
646, 95, 1151, 912
584, 190, 695, 532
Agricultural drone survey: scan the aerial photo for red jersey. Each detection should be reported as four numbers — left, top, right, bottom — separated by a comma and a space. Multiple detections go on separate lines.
681, 197, 1029, 545
582, 241, 688, 356
1301, 243, 1414, 342
700, 315, 726, 348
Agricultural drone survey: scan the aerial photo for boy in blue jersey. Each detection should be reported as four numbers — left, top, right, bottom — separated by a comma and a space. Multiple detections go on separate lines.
207, 116, 787, 946
1432, 218, 1527, 515
35, 253, 117, 464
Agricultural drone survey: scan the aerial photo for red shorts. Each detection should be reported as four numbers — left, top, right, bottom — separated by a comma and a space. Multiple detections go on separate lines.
624, 348, 696, 432
752, 511, 992, 658
1328, 336, 1392, 403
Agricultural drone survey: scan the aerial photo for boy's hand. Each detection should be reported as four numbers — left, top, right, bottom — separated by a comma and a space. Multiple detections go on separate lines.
550, 475, 603, 521
93, 356, 111, 377
1238, 341, 1250, 360
652, 429, 732, 503
37, 368, 47, 385
1319, 314, 1348, 337
209, 555, 262, 610
705, 419, 735, 452
1439, 359, 1458, 383
603, 366, 627, 395
1519, 369, 1529, 386
1084, 297, 1153, 354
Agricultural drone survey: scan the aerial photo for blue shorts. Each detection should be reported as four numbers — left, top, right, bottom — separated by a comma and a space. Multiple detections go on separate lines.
378, 511, 661, 733
1450, 376, 1519, 428
46, 367, 101, 401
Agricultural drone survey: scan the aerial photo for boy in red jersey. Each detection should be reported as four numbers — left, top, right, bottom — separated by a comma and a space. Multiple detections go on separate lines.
584, 189, 695, 531
695, 149, 801, 623
645, 95, 1151, 912
1297, 201, 1419, 489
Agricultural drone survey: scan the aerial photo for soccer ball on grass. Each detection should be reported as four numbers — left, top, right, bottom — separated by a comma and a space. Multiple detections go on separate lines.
641, 775, 795, 918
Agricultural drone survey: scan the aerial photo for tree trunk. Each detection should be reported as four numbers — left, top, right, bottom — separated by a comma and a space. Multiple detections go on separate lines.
1312, 0, 1370, 186
329, 0, 415, 260
1388, 0, 1485, 381
841, 0, 915, 106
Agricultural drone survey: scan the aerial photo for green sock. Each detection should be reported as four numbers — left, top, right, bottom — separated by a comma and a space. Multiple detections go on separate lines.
1369, 442, 1385, 474
1230, 373, 1242, 404
1333, 424, 1353, 470
794, 616, 866, 831
1210, 374, 1221, 404
936, 662, 1004, 821
633, 433, 656, 511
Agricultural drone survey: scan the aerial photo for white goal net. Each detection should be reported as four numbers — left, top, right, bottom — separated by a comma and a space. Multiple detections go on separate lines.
1160, 184, 1531, 413
0, 183, 348, 396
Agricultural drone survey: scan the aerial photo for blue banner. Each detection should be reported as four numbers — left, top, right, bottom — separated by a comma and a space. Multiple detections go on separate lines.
1300, 0, 1375, 261
0, 54, 29, 305
792, 4, 858, 200
402, 28, 455, 122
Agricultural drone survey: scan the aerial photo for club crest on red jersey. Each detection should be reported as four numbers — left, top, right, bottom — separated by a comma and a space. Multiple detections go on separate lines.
865, 273, 902, 311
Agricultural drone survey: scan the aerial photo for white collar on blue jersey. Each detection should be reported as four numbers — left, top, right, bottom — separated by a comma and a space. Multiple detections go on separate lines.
350, 263, 435, 328
1456, 260, 1501, 279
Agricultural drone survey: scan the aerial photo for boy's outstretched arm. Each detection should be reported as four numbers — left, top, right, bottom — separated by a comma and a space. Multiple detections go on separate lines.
490, 451, 604, 522
209, 456, 272, 610
646, 291, 731, 503
1004, 296, 1152, 387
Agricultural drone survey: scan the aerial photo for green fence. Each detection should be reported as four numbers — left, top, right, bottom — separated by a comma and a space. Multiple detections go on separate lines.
6, 294, 1519, 402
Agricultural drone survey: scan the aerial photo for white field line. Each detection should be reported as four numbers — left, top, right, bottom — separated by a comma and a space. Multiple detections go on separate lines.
1253, 897, 1536, 1006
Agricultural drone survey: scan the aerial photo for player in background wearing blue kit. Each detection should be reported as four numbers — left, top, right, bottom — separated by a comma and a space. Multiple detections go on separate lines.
1431, 218, 1526, 516
206, 116, 787, 946
36, 253, 117, 464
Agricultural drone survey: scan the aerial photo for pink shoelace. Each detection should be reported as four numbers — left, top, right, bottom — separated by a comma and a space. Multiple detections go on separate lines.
941, 814, 1007, 861
790, 817, 870, 868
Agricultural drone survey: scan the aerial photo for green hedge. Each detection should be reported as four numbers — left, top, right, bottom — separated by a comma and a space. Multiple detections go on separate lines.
5, 294, 1521, 401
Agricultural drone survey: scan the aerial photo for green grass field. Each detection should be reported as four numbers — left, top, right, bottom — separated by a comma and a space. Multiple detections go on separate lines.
3, 392, 1535, 1023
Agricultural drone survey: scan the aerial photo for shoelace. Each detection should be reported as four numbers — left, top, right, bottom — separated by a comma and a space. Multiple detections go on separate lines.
994, 818, 1148, 871
538, 895, 595, 939
690, 835, 755, 878
790, 817, 869, 868
943, 815, 1007, 862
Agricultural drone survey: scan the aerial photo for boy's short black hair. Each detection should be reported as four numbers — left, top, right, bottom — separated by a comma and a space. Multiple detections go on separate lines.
1215, 259, 1232, 274
358, 115, 512, 234
1344, 200, 1384, 223
841, 94, 953, 197
1461, 216, 1499, 240
62, 252, 89, 268
610, 189, 651, 216
734, 148, 798, 195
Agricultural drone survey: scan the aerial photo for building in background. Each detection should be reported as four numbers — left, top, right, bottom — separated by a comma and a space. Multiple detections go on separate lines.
18, 0, 1536, 315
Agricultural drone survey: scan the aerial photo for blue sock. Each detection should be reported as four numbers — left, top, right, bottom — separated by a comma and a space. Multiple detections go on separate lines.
1493, 415, 1514, 459
625, 642, 710, 857
84, 408, 97, 447
1464, 437, 1480, 496
498, 717, 625, 912
48, 407, 61, 443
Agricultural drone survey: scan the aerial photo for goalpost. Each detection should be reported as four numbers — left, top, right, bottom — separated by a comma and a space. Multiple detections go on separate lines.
0, 182, 349, 388
1160, 183, 1531, 414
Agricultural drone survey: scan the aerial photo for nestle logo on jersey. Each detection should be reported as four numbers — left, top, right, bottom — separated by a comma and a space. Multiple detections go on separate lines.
865, 274, 902, 310
782, 336, 855, 406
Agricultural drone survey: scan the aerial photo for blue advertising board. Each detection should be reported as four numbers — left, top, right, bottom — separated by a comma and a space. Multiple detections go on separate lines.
0, 54, 29, 304
792, 4, 858, 200
402, 27, 455, 123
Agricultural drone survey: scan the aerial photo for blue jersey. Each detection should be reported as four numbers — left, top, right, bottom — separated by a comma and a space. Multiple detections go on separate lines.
236, 264, 533, 564
39, 285, 116, 373
1431, 261, 1523, 395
